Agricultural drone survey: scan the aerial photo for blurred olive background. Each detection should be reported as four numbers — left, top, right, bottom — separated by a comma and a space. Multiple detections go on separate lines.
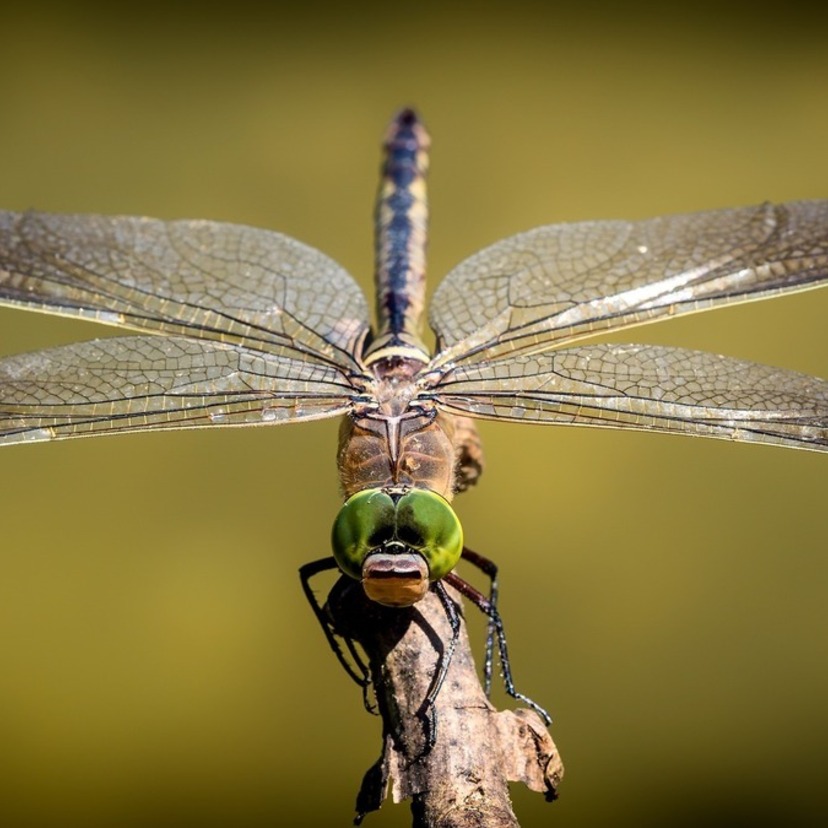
1, 2, 826, 826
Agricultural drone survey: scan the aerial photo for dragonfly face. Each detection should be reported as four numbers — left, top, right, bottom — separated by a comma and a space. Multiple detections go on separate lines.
331, 487, 463, 607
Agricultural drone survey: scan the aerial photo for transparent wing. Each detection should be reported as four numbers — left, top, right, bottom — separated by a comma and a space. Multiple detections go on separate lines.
0, 336, 357, 445
0, 211, 370, 371
429, 201, 828, 367
429, 343, 828, 452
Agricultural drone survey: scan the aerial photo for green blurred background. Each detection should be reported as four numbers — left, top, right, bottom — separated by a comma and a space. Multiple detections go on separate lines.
1, 3, 826, 826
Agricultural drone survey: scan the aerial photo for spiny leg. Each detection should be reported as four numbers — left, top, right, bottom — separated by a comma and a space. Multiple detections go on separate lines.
299, 557, 375, 712
444, 571, 552, 725
460, 546, 499, 696
417, 579, 463, 751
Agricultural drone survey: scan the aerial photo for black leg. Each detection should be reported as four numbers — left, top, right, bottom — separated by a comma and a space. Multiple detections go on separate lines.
460, 546, 499, 696
411, 580, 465, 750
299, 557, 374, 710
444, 571, 552, 725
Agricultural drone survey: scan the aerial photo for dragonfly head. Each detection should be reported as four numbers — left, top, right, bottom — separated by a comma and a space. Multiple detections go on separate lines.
331, 487, 463, 607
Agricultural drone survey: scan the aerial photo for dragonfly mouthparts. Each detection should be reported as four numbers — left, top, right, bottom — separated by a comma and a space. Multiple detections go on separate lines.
361, 548, 430, 607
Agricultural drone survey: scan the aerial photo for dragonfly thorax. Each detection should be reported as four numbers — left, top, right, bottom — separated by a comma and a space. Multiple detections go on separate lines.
338, 360, 461, 500
337, 407, 458, 499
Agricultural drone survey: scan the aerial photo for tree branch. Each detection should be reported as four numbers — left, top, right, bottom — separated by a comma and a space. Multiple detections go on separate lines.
326, 578, 564, 826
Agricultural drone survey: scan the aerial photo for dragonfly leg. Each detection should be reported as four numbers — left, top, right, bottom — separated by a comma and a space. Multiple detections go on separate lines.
459, 546, 499, 697
444, 571, 552, 726
419, 579, 463, 751
299, 557, 375, 713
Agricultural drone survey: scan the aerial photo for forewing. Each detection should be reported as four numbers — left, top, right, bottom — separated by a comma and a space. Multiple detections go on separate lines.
0, 211, 370, 371
430, 343, 828, 452
429, 201, 828, 366
0, 335, 357, 445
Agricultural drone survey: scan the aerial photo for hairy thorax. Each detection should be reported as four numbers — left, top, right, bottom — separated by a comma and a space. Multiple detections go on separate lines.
337, 359, 459, 501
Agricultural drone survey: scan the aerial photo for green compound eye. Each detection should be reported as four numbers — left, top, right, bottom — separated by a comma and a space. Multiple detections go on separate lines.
395, 489, 463, 581
331, 489, 396, 580
331, 488, 464, 588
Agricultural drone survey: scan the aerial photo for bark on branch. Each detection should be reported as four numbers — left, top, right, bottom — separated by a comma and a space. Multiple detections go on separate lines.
326, 578, 564, 827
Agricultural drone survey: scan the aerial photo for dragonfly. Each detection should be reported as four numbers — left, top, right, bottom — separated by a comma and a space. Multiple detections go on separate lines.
1, 109, 827, 728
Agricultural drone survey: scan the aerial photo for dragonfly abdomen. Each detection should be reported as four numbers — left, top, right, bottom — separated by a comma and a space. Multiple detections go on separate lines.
365, 109, 430, 363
